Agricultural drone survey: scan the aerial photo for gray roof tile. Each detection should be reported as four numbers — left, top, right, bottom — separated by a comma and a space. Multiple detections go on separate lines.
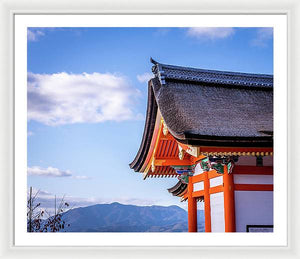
151, 58, 273, 88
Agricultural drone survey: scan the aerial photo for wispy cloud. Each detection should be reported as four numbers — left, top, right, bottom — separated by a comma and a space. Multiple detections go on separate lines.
27, 188, 162, 216
136, 72, 153, 83
27, 72, 142, 126
27, 29, 45, 42
28, 166, 72, 177
250, 27, 273, 47
27, 166, 89, 179
27, 28, 84, 42
186, 27, 235, 40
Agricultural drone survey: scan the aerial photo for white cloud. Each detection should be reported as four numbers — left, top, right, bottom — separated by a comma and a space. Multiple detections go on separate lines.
27, 166, 89, 179
28, 72, 142, 126
28, 166, 72, 177
251, 27, 273, 47
27, 188, 162, 216
136, 72, 153, 83
186, 27, 234, 40
27, 187, 52, 197
27, 28, 83, 42
27, 29, 45, 41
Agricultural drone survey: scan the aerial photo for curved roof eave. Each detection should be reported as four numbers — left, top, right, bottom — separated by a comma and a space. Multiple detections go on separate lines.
129, 80, 158, 172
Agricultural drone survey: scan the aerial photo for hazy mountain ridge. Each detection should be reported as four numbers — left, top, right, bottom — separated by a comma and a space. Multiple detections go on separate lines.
60, 202, 205, 232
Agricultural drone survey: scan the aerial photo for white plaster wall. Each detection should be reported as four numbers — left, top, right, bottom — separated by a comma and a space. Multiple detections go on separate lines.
234, 174, 273, 185
193, 181, 204, 191
234, 191, 273, 232
194, 163, 204, 176
210, 176, 223, 187
210, 192, 225, 232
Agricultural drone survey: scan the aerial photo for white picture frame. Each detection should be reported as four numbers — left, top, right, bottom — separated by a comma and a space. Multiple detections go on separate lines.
1, 0, 299, 258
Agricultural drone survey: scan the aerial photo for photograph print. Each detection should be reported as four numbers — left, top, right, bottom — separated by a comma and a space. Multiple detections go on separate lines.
27, 26, 273, 233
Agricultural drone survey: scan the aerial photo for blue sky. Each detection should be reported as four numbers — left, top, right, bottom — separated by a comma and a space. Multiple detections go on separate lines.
27, 27, 273, 211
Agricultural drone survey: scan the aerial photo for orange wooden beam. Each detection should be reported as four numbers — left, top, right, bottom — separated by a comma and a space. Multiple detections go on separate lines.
209, 185, 224, 194
234, 184, 273, 191
223, 165, 236, 232
203, 171, 211, 232
188, 180, 197, 232
192, 174, 204, 183
208, 170, 220, 179
154, 158, 191, 166
159, 134, 175, 141
192, 190, 204, 198
233, 166, 273, 175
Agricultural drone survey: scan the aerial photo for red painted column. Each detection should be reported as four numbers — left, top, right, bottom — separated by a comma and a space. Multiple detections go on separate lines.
188, 179, 197, 232
203, 171, 211, 232
223, 165, 236, 232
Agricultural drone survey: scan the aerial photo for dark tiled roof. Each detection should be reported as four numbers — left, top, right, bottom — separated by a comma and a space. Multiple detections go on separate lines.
151, 59, 273, 146
130, 60, 273, 172
167, 181, 187, 197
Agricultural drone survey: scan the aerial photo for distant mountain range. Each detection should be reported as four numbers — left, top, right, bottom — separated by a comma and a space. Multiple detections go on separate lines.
60, 202, 205, 232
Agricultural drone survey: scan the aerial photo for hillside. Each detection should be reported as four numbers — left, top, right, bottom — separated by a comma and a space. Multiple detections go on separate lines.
60, 202, 205, 232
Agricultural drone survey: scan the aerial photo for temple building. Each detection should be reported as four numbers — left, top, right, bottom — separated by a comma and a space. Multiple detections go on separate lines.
130, 58, 273, 232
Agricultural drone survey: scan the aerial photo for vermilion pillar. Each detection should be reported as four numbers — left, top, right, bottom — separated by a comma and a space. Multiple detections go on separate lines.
203, 171, 211, 232
188, 179, 197, 232
223, 165, 236, 232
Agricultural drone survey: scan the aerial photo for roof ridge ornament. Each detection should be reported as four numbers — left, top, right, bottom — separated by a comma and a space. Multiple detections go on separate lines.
150, 57, 158, 65
150, 57, 166, 85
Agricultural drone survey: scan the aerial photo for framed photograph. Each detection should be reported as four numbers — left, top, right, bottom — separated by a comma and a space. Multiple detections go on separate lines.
1, 0, 299, 258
